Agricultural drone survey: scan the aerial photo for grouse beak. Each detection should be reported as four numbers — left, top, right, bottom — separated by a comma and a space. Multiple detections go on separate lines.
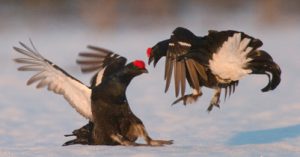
142, 69, 149, 74
147, 47, 153, 65
148, 56, 154, 65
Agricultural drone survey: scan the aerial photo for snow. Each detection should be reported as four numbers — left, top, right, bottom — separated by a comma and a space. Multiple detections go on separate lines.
1, 3, 300, 157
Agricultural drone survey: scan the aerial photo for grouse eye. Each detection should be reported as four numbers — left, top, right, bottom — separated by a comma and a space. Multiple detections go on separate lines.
146, 48, 152, 58
133, 60, 146, 69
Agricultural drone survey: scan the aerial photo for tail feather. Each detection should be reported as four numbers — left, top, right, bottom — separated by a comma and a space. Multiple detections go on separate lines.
247, 50, 274, 62
247, 50, 281, 92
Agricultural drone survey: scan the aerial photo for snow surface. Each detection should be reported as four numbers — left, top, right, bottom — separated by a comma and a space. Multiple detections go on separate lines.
1, 4, 300, 157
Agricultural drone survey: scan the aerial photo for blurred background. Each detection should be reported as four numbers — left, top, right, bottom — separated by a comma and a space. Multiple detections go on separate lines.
1, 0, 300, 156
1, 0, 300, 30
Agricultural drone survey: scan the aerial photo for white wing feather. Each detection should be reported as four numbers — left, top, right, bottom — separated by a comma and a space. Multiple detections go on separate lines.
14, 42, 93, 121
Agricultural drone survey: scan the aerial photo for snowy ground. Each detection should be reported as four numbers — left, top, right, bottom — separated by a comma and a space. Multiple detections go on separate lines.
1, 5, 300, 157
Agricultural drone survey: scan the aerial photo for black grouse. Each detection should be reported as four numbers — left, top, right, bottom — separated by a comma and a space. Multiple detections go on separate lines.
147, 27, 281, 111
14, 41, 172, 146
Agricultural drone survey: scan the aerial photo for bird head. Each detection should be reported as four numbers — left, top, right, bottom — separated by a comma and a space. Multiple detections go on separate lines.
147, 39, 169, 67
147, 46, 165, 67
127, 60, 148, 75
147, 47, 155, 65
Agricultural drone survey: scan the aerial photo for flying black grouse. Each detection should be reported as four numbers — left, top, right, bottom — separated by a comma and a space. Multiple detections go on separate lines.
14, 41, 172, 146
147, 27, 281, 111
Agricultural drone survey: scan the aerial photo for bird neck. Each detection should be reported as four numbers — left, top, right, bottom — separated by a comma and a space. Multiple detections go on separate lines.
117, 70, 137, 86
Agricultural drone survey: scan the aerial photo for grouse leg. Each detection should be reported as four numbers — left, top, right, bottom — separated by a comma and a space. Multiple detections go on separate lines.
125, 123, 173, 146
207, 87, 221, 112
136, 124, 173, 146
110, 134, 138, 146
172, 88, 202, 105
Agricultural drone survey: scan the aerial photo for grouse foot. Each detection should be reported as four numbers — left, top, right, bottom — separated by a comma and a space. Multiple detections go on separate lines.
147, 139, 174, 146
62, 122, 94, 146
207, 88, 221, 112
172, 93, 202, 105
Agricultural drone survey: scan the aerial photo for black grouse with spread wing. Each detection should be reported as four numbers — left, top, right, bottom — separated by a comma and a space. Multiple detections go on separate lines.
14, 41, 172, 146
148, 27, 281, 111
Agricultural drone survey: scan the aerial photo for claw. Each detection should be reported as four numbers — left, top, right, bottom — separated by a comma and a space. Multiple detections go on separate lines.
172, 93, 202, 105
172, 96, 187, 105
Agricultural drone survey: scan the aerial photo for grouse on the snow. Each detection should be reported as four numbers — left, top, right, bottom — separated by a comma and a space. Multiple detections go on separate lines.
14, 41, 173, 146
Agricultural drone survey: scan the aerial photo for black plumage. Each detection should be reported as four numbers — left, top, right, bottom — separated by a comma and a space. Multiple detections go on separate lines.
64, 46, 173, 146
148, 27, 281, 111
63, 122, 94, 146
14, 41, 172, 146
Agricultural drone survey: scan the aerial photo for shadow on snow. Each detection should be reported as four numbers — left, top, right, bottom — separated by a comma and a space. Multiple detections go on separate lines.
228, 124, 300, 145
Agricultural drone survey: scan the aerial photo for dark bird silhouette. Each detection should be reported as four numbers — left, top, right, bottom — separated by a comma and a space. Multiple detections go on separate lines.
147, 27, 281, 111
14, 41, 172, 146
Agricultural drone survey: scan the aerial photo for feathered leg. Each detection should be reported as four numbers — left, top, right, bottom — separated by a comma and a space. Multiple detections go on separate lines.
122, 123, 173, 146
110, 134, 138, 146
207, 87, 221, 112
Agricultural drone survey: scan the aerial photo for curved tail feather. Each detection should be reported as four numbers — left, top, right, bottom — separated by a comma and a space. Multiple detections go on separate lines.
247, 50, 281, 92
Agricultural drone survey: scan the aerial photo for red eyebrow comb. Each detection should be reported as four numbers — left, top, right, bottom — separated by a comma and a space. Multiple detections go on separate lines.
146, 47, 152, 58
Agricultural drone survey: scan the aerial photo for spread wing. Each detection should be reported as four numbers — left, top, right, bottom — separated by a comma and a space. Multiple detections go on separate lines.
164, 27, 208, 97
13, 41, 93, 121
76, 45, 127, 87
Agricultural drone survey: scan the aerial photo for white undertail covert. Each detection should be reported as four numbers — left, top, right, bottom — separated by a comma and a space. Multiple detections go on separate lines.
209, 33, 253, 82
